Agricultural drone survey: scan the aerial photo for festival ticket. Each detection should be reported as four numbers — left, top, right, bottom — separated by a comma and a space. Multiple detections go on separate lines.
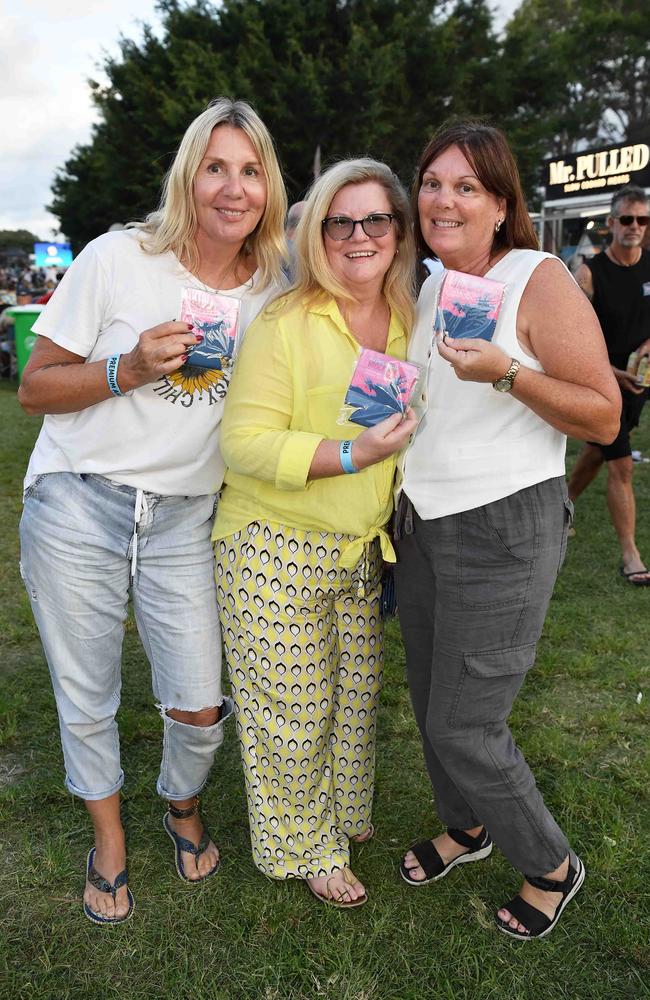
339, 348, 422, 428
435, 269, 506, 341
180, 287, 240, 369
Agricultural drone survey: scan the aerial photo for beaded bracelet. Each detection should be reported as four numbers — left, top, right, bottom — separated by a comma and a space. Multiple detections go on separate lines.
339, 439, 358, 474
106, 354, 126, 397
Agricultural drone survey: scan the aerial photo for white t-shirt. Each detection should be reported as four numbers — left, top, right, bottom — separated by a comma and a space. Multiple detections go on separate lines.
25, 230, 281, 496
399, 249, 567, 518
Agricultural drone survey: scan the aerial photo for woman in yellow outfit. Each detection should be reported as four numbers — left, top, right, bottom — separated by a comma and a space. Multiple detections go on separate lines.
214, 158, 417, 907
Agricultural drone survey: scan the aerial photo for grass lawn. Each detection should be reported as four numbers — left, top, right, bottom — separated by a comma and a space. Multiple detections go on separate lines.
0, 380, 648, 1000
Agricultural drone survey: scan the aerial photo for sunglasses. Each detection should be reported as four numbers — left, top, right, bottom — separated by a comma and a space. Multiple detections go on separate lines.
616, 214, 649, 226
322, 213, 395, 240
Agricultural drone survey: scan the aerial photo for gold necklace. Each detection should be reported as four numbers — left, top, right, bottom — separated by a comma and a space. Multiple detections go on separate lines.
194, 263, 236, 292
183, 251, 246, 292
481, 248, 508, 275
607, 246, 642, 268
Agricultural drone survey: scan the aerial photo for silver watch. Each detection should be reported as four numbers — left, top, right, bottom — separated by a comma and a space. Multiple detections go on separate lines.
493, 358, 520, 393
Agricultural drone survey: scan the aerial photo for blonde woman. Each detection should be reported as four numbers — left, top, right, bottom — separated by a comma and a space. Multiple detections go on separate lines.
214, 158, 417, 907
18, 98, 286, 924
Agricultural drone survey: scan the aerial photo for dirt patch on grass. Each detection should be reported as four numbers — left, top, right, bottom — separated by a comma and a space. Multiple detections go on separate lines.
0, 751, 27, 787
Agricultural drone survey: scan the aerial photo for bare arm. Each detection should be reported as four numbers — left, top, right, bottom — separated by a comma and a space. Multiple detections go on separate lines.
575, 262, 594, 300
18, 323, 199, 415
437, 257, 621, 444
574, 259, 644, 395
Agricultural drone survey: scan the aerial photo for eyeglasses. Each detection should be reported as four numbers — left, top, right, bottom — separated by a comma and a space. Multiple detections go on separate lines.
322, 213, 395, 240
616, 214, 649, 226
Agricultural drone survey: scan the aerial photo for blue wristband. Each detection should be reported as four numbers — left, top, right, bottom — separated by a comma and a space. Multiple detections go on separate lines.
339, 439, 358, 474
106, 354, 126, 396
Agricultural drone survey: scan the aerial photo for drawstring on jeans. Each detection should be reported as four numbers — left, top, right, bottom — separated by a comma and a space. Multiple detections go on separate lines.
130, 489, 149, 579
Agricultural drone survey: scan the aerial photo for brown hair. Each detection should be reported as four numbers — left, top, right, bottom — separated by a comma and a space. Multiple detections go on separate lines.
412, 119, 538, 260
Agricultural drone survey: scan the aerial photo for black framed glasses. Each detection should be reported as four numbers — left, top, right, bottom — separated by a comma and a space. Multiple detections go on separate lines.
616, 214, 649, 226
322, 213, 395, 240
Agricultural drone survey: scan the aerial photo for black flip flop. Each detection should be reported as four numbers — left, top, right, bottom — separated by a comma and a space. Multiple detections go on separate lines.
620, 566, 650, 586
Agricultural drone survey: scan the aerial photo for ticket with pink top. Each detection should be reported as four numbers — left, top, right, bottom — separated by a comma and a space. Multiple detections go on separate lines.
340, 348, 422, 427
180, 287, 240, 369
436, 269, 506, 341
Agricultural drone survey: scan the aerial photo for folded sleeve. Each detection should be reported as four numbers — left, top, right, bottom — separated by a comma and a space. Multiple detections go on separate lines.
31, 238, 111, 357
220, 311, 324, 491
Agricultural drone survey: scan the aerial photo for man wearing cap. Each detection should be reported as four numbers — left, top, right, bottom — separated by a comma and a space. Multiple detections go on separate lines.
569, 185, 650, 585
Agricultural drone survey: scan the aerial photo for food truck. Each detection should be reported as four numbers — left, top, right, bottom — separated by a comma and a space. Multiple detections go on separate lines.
540, 137, 650, 269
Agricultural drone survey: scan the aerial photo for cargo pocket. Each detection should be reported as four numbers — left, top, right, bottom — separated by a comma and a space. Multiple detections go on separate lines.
449, 642, 537, 728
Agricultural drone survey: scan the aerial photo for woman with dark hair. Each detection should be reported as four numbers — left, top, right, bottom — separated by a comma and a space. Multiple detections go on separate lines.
394, 120, 619, 939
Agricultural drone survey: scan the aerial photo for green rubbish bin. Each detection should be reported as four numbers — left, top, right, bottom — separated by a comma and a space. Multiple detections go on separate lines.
5, 305, 43, 381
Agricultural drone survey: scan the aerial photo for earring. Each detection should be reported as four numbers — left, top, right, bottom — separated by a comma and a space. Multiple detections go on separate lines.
495, 218, 503, 233
395, 248, 400, 255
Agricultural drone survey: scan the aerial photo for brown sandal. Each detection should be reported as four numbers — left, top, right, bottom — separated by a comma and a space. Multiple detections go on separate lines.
306, 866, 368, 908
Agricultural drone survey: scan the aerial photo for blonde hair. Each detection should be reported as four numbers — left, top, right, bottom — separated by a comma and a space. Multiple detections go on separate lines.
286, 158, 415, 330
134, 98, 287, 290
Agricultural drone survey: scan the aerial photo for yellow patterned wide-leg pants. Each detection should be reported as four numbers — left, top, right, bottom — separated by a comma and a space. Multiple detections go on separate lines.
215, 520, 383, 880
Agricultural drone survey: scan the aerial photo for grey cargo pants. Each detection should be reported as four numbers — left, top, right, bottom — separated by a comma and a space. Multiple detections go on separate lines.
393, 477, 574, 876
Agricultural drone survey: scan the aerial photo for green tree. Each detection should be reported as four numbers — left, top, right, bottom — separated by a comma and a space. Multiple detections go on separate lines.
50, 0, 493, 248
0, 230, 43, 254
499, 0, 650, 195
48, 0, 650, 248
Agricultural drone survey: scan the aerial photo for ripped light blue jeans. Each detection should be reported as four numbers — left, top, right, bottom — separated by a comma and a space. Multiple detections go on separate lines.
19, 472, 232, 801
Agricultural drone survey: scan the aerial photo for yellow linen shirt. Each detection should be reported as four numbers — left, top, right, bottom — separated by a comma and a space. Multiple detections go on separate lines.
213, 294, 408, 567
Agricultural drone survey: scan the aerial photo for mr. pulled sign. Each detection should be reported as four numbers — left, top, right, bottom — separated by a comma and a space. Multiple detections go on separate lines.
544, 141, 650, 200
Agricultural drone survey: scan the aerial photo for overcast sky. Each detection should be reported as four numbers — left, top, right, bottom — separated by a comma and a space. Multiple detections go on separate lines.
2, 0, 521, 241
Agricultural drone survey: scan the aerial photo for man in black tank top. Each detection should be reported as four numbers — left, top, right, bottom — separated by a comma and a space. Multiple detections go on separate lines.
568, 185, 650, 585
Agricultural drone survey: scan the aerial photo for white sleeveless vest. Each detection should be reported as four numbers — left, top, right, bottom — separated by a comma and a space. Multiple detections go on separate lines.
400, 249, 567, 519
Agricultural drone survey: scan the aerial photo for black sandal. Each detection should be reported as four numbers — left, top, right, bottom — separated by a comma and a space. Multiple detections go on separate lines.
400, 827, 493, 886
495, 853, 585, 940
163, 796, 220, 884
